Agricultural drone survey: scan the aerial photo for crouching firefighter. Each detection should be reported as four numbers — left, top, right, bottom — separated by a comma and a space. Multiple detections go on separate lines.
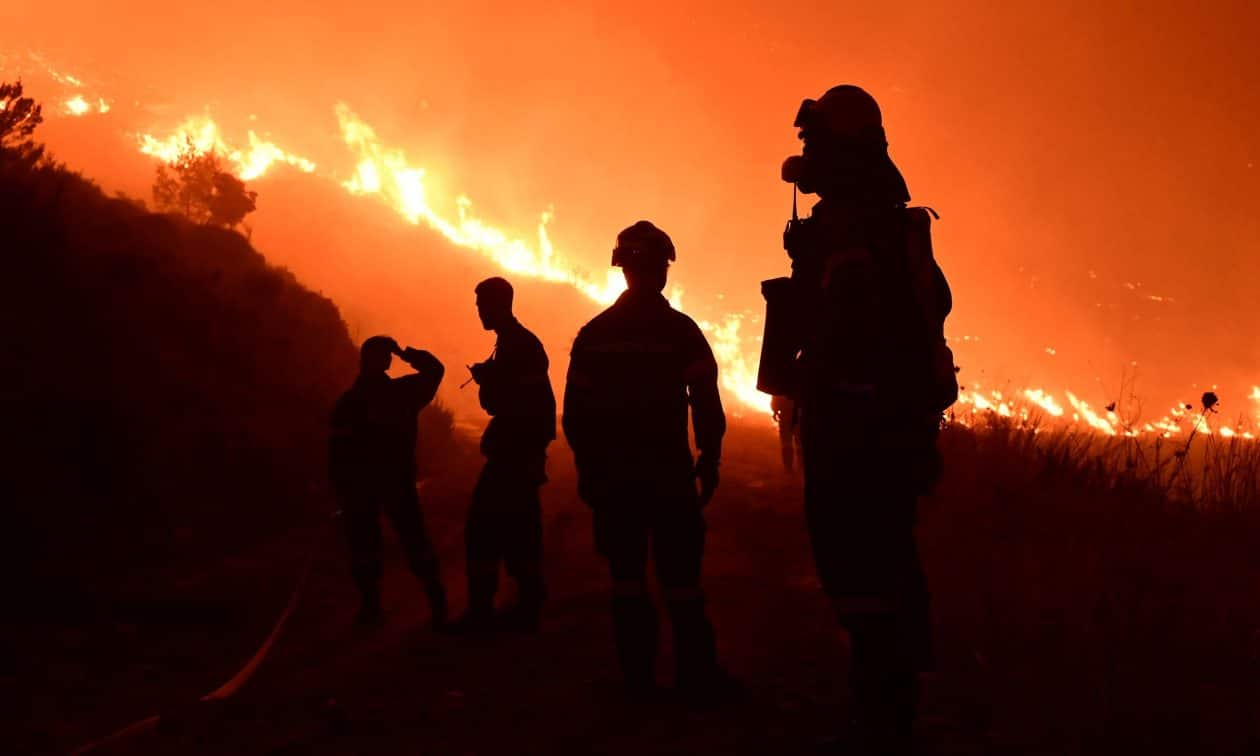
757, 85, 957, 754
330, 336, 449, 626
563, 221, 735, 700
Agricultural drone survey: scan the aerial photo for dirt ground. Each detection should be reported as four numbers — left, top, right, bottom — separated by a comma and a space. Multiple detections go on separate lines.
9, 428, 1256, 755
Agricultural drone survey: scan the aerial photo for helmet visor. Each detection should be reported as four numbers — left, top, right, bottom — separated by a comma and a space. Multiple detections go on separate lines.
793, 98, 818, 130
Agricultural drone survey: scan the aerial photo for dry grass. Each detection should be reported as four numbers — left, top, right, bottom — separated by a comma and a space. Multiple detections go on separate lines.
916, 419, 1257, 751
947, 406, 1260, 512
722, 413, 1260, 752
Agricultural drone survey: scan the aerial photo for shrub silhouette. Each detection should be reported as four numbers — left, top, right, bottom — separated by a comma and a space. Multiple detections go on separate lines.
151, 136, 258, 230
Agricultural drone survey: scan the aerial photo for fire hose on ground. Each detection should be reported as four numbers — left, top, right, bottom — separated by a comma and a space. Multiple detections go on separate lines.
71, 514, 337, 755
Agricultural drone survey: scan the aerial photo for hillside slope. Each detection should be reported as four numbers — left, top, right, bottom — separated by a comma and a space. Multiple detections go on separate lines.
0, 146, 452, 606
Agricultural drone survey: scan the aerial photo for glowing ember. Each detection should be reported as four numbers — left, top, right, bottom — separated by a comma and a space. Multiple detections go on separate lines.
40, 62, 83, 88
63, 95, 90, 116
61, 95, 109, 116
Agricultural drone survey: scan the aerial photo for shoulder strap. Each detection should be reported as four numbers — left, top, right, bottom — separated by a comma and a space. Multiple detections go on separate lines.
902, 206, 949, 327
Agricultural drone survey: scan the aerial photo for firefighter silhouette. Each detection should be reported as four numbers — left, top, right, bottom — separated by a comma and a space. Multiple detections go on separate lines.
450, 277, 556, 634
329, 336, 448, 626
761, 85, 956, 753
563, 221, 735, 700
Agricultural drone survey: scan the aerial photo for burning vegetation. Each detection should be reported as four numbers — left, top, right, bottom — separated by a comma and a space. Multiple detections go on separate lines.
130, 100, 1260, 437
7, 51, 1257, 437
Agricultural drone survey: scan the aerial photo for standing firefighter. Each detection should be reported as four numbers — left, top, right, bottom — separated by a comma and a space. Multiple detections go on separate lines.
563, 221, 732, 699
452, 277, 556, 634
758, 85, 956, 753
330, 336, 448, 626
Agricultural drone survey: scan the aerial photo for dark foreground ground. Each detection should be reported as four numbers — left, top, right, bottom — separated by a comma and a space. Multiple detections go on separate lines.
7, 426, 1259, 756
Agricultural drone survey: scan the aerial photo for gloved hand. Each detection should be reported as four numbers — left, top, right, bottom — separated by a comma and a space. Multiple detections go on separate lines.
468, 361, 491, 385
399, 347, 442, 373
695, 455, 720, 508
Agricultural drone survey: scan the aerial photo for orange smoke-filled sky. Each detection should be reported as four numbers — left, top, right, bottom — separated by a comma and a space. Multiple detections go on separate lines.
5, 0, 1259, 417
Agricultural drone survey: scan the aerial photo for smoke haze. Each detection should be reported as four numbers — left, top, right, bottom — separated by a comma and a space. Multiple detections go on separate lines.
6, 0, 1258, 422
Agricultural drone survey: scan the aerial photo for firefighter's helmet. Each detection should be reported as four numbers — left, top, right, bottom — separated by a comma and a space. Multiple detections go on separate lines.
795, 84, 884, 141
611, 220, 676, 268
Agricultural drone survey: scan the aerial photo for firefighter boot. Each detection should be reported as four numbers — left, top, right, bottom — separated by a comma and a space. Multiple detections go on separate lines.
446, 570, 498, 636
612, 594, 659, 698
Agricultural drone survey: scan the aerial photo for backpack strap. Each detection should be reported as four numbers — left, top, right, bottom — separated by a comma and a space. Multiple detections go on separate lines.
903, 206, 950, 327
900, 207, 959, 412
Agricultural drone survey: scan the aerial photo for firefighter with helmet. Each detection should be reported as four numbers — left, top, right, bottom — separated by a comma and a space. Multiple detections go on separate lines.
761, 85, 956, 754
563, 221, 734, 700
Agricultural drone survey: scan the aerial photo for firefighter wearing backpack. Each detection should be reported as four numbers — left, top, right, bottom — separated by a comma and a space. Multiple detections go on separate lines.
759, 85, 956, 755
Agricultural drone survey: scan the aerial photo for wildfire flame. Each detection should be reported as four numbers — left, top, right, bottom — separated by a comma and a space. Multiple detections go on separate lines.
333, 104, 772, 414
63, 95, 89, 116
124, 106, 1253, 434
1022, 388, 1065, 417
137, 115, 316, 180
7, 55, 112, 118
36, 57, 83, 88
61, 94, 110, 116
336, 104, 626, 306
14, 53, 1251, 434
697, 312, 771, 414
955, 381, 1258, 440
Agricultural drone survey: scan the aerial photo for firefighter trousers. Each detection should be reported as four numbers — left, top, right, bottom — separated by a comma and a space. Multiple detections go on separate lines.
590, 484, 718, 687
801, 416, 934, 754
341, 482, 444, 611
465, 456, 547, 614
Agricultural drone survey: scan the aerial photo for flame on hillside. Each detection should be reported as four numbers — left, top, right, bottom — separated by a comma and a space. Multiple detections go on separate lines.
9, 52, 1248, 432
110, 103, 1257, 434
335, 104, 627, 307
137, 116, 316, 181
956, 382, 1258, 440
332, 104, 771, 414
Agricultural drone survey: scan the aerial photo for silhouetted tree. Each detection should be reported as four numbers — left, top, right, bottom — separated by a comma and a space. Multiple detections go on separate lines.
0, 80, 42, 147
152, 137, 257, 230
208, 172, 257, 229
0, 80, 47, 167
